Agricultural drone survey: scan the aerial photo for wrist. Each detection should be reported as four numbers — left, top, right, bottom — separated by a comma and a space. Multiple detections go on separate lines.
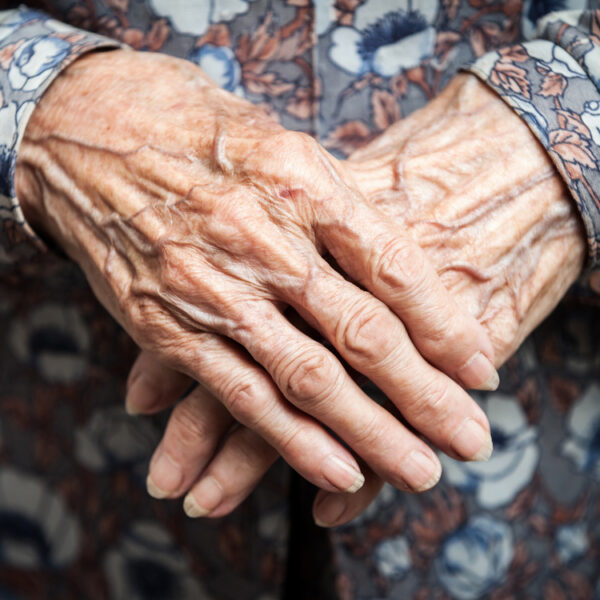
14, 50, 127, 247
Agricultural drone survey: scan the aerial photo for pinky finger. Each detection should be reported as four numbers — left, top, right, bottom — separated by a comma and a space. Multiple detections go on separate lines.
183, 426, 279, 519
313, 466, 384, 528
126, 350, 192, 415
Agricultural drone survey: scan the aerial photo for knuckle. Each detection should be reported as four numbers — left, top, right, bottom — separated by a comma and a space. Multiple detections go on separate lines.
419, 314, 482, 373
278, 347, 341, 408
123, 296, 161, 338
407, 378, 452, 425
222, 374, 266, 426
336, 298, 392, 367
421, 309, 467, 349
259, 131, 314, 167
349, 411, 387, 448
276, 130, 318, 156
169, 401, 212, 449
372, 238, 427, 292
276, 423, 312, 458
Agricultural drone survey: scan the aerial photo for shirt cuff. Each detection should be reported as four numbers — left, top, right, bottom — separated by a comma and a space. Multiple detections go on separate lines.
0, 6, 122, 261
465, 40, 600, 278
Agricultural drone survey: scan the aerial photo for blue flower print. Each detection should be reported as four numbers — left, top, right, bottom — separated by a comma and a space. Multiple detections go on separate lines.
8, 36, 70, 92
562, 384, 600, 478
0, 101, 18, 198
440, 394, 539, 509
150, 0, 253, 36
9, 303, 91, 383
526, 41, 587, 80
0, 145, 12, 199
436, 516, 514, 600
188, 45, 242, 94
0, 99, 36, 200
520, 0, 572, 39
555, 522, 588, 564
374, 535, 412, 581
581, 100, 600, 145
329, 0, 437, 77
104, 522, 213, 600
0, 9, 39, 44
0, 468, 80, 569
315, 0, 336, 36
75, 407, 159, 479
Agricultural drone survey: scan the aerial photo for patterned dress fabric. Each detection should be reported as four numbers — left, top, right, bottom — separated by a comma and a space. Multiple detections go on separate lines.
0, 1, 598, 599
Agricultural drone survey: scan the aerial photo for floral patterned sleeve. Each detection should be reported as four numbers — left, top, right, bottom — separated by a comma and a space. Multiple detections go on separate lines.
467, 10, 600, 284
0, 6, 120, 261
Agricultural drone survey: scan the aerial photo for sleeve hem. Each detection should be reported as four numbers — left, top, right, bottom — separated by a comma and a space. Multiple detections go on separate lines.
0, 7, 124, 262
464, 39, 600, 276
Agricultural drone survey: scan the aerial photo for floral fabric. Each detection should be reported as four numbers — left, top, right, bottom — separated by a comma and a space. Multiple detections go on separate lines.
0, 7, 120, 259
0, 1, 598, 599
469, 11, 600, 272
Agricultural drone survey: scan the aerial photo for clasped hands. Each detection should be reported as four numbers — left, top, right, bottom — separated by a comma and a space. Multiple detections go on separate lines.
15, 50, 585, 527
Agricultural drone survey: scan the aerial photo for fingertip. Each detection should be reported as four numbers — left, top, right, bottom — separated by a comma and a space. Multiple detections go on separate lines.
183, 493, 210, 518
125, 373, 158, 415
146, 475, 170, 500
147, 447, 184, 498
314, 469, 384, 527
457, 351, 500, 391
313, 493, 348, 528
126, 355, 143, 392
321, 454, 365, 494
125, 394, 142, 416
183, 476, 223, 519
449, 417, 494, 462
400, 449, 442, 493
479, 369, 500, 392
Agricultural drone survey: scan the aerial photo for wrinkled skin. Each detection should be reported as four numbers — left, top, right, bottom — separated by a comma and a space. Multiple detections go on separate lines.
126, 74, 586, 524
352, 74, 585, 364
313, 73, 586, 525
15, 51, 499, 502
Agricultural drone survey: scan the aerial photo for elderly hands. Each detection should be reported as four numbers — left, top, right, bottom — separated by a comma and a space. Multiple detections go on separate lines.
126, 74, 586, 524
15, 50, 497, 501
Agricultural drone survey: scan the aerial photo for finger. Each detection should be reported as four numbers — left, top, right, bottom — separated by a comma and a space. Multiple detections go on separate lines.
183, 426, 279, 518
235, 306, 443, 492
280, 265, 493, 463
313, 466, 384, 528
317, 199, 499, 391
146, 383, 234, 499
126, 350, 193, 415
171, 332, 367, 494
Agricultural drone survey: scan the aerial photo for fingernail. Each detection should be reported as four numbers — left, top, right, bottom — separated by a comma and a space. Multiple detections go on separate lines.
146, 449, 183, 498
314, 494, 348, 527
322, 455, 365, 493
125, 373, 152, 415
458, 351, 499, 391
401, 450, 441, 492
147, 476, 169, 499
183, 495, 209, 518
450, 418, 493, 461
183, 476, 223, 518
